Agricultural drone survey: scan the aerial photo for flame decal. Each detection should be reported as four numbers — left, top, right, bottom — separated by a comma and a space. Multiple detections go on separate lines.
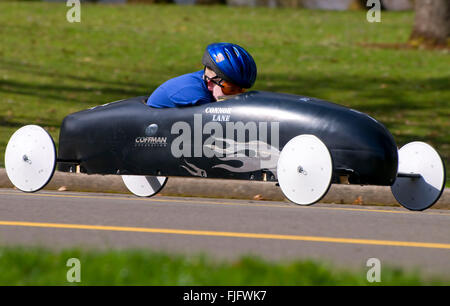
181, 159, 207, 177
205, 137, 280, 178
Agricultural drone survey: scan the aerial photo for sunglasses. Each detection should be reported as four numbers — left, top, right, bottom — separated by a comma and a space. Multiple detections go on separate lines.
203, 70, 245, 96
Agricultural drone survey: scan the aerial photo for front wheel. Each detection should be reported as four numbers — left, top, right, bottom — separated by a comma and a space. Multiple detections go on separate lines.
391, 141, 446, 211
277, 134, 333, 205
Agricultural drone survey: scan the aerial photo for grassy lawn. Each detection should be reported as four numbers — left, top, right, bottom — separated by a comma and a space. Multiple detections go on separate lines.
0, 247, 447, 285
0, 2, 448, 184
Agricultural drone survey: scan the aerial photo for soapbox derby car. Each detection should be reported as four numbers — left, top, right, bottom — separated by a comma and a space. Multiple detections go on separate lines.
5, 91, 446, 211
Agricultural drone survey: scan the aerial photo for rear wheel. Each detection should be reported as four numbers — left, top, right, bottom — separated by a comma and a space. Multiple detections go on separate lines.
122, 175, 168, 197
5, 125, 56, 192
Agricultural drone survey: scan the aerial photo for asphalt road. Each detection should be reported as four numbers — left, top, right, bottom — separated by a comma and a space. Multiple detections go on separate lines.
0, 188, 449, 278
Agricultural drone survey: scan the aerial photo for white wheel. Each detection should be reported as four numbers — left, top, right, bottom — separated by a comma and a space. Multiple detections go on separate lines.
5, 125, 56, 192
391, 142, 446, 211
277, 135, 333, 205
122, 175, 168, 197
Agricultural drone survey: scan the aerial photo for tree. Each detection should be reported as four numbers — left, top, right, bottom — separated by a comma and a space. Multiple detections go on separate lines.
410, 0, 450, 47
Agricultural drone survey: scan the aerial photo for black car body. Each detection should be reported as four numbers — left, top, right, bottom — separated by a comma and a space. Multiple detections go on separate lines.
58, 91, 398, 186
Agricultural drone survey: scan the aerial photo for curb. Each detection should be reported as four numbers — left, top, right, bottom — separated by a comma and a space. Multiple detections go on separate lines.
1, 169, 449, 209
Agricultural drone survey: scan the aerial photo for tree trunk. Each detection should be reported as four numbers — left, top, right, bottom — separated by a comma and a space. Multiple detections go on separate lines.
410, 0, 450, 47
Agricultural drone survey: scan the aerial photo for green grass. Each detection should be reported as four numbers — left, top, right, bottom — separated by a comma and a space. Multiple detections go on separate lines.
0, 247, 447, 285
0, 3, 449, 184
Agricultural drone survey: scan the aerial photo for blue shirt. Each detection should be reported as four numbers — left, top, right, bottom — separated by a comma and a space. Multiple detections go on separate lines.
147, 70, 214, 108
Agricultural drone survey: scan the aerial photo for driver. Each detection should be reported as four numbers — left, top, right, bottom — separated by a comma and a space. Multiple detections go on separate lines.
146, 42, 257, 108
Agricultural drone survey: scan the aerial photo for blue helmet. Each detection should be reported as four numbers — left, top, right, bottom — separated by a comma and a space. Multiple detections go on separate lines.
202, 43, 257, 89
